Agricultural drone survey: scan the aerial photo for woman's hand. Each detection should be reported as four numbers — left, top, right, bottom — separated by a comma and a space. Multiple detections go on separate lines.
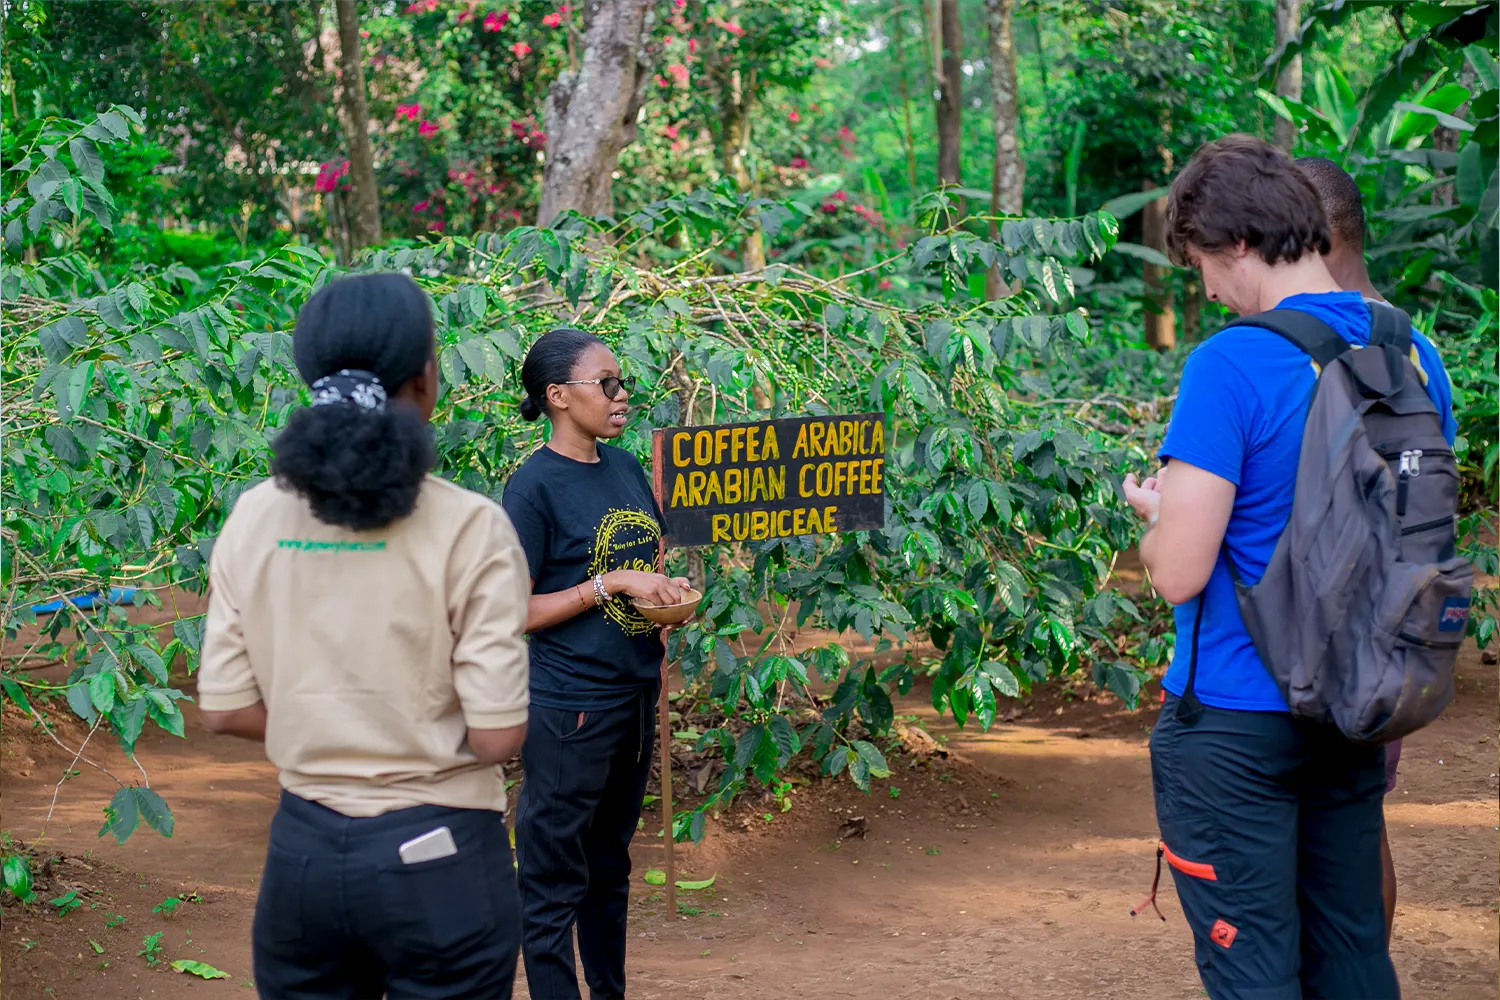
604, 570, 686, 606
1123, 467, 1166, 524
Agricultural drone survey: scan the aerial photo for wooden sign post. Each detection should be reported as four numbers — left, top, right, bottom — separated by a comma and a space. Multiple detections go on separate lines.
649, 413, 887, 922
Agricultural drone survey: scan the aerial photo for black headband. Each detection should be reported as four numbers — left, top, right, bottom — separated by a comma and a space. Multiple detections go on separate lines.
310, 369, 387, 411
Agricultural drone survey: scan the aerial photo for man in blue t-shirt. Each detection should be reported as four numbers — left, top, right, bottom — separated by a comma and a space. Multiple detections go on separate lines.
1121, 135, 1455, 1000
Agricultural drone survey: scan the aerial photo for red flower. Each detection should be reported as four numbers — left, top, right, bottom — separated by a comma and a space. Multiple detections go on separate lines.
838, 126, 856, 142
655, 74, 669, 88
820, 201, 838, 213
511, 41, 531, 57
688, 37, 698, 55
790, 157, 809, 169
721, 19, 744, 36
419, 119, 441, 137
542, 11, 561, 27
787, 110, 801, 123
396, 103, 421, 121
833, 190, 848, 202
878, 278, 892, 291
414, 199, 431, 213
673, 0, 684, 8
430, 220, 446, 232
314, 159, 350, 193
667, 63, 689, 86
663, 125, 679, 139
456, 3, 474, 23
484, 10, 509, 31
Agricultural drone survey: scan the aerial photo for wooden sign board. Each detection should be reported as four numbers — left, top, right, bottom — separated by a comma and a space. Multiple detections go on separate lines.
651, 413, 887, 548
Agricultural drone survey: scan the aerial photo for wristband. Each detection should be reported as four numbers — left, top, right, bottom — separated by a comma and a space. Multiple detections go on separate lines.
592, 574, 610, 607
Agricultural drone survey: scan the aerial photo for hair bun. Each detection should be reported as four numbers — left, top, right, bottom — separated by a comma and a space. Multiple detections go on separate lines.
518, 395, 542, 421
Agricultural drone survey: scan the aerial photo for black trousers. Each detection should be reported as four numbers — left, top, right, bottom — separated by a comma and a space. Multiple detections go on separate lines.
253, 791, 519, 999
1150, 695, 1398, 1000
515, 689, 655, 1000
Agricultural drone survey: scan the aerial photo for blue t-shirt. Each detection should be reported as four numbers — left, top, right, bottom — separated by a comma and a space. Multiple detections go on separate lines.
1158, 291, 1456, 712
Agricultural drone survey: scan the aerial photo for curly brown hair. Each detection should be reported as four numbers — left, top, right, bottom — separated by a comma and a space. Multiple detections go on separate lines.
1166, 134, 1332, 267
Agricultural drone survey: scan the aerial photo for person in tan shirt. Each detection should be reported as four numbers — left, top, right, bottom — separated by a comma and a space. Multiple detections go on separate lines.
197, 272, 530, 999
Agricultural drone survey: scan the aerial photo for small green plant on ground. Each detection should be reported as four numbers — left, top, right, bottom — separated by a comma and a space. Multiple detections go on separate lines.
152, 895, 183, 919
105, 911, 126, 928
3, 851, 37, 904
48, 890, 83, 916
137, 930, 164, 967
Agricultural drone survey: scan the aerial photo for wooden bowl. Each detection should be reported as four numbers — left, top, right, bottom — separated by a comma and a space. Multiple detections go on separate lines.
632, 588, 702, 626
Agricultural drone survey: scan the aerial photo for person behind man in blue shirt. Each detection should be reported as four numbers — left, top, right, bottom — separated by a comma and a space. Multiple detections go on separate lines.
1297, 154, 1450, 947
1122, 135, 1455, 1000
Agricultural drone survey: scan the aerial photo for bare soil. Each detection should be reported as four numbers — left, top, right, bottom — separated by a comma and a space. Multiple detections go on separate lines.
2, 621, 1495, 999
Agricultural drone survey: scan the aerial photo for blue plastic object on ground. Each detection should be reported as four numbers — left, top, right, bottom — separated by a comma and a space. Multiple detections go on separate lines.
30, 588, 138, 614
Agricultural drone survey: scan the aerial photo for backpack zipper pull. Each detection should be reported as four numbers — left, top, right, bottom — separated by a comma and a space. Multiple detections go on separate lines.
1410, 449, 1422, 476
1397, 450, 1413, 516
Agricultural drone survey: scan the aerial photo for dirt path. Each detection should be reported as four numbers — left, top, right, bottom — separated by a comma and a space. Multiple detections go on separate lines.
3, 648, 1495, 999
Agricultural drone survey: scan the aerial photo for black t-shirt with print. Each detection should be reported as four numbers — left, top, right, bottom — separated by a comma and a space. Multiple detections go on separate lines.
501, 443, 666, 710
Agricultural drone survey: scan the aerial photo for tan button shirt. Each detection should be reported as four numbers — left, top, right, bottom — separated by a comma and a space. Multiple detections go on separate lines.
197, 476, 530, 817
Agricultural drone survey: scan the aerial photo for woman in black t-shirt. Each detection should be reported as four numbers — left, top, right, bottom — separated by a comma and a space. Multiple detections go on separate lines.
502, 327, 687, 1000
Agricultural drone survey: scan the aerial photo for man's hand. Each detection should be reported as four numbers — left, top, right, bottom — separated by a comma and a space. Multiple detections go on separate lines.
1123, 467, 1167, 523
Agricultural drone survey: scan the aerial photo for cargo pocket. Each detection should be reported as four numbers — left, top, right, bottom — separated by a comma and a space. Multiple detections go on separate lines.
255, 847, 308, 944
381, 849, 496, 955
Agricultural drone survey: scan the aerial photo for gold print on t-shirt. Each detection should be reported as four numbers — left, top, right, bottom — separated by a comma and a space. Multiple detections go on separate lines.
590, 507, 662, 637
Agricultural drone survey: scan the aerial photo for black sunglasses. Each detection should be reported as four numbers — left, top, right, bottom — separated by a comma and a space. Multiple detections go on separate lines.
560, 375, 636, 399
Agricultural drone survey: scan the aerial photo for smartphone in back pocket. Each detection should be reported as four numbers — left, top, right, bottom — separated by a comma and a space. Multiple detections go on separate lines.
398, 826, 457, 865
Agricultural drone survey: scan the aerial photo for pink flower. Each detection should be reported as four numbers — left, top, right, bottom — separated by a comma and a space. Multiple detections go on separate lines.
814, 57, 832, 69
787, 110, 801, 124
414, 199, 431, 213
430, 220, 446, 232
457, 3, 475, 23
667, 63, 689, 86
542, 11, 561, 27
673, 0, 684, 8
396, 103, 421, 121
484, 10, 509, 31
511, 41, 531, 58
655, 74, 669, 88
671, 138, 687, 153
833, 190, 848, 202
405, 0, 439, 12
688, 37, 698, 55
838, 125, 856, 142
790, 157, 809, 169
878, 278, 892, 291
314, 159, 350, 193
419, 119, 440, 137
820, 201, 838, 213
663, 125, 679, 139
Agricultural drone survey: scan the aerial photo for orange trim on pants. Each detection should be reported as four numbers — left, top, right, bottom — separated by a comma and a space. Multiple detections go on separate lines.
1162, 841, 1217, 881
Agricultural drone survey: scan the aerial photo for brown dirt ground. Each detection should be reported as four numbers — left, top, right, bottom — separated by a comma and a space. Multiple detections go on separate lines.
1, 602, 1496, 999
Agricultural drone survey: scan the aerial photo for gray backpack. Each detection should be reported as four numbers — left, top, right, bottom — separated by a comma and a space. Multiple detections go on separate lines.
1176, 303, 1472, 745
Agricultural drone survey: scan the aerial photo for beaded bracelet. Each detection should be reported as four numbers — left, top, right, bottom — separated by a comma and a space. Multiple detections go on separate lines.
592, 574, 609, 607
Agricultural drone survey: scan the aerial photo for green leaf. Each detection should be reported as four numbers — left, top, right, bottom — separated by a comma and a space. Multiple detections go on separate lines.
768, 713, 801, 762
99, 786, 140, 844
89, 670, 117, 715
3, 855, 35, 903
171, 960, 229, 980
1111, 241, 1176, 269
83, 111, 129, 141
1391, 100, 1475, 134
851, 739, 891, 779
965, 480, 989, 520
456, 338, 503, 386
129, 643, 167, 684
675, 874, 717, 891
67, 137, 104, 182
992, 561, 1027, 617
1098, 187, 1168, 220
132, 787, 174, 838
663, 296, 692, 318
38, 316, 88, 362
643, 868, 667, 886
981, 660, 1021, 698
111, 698, 148, 753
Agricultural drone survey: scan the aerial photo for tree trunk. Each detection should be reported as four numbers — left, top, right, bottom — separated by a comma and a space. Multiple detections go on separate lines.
536, 0, 655, 226
1272, 0, 1302, 151
935, 0, 963, 186
984, 0, 1022, 300
720, 67, 766, 271
336, 0, 381, 249
1141, 183, 1177, 351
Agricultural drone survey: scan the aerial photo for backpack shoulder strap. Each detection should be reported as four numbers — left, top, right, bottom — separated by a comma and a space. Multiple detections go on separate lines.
1222, 309, 1350, 368
1367, 301, 1414, 354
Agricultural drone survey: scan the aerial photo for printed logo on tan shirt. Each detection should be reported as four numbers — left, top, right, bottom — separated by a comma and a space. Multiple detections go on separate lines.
277, 539, 388, 552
